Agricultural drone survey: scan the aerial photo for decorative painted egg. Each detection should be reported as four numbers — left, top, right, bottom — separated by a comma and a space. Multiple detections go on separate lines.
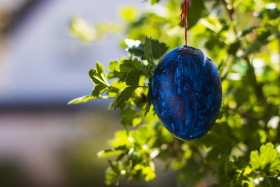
152, 45, 222, 140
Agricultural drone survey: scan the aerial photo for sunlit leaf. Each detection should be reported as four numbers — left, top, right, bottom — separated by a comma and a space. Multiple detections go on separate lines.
250, 143, 280, 175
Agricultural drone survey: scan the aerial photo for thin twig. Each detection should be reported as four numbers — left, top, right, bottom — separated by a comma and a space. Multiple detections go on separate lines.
223, 106, 262, 120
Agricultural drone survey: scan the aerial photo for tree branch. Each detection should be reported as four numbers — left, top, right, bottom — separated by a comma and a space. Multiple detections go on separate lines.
220, 0, 234, 21
223, 106, 262, 120
220, 0, 266, 101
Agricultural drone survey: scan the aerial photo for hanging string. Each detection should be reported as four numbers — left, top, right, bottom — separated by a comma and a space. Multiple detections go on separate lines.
180, 0, 190, 46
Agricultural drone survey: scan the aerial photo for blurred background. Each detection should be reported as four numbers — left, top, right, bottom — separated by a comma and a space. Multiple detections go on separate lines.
0, 0, 176, 186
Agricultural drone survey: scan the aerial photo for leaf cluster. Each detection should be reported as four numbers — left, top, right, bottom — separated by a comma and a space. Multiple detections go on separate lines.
69, 0, 280, 186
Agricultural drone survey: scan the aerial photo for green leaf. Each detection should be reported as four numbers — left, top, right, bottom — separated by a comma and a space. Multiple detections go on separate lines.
108, 160, 121, 175
151, 0, 160, 5
241, 26, 260, 37
195, 123, 238, 161
121, 107, 142, 127
112, 87, 137, 109
144, 37, 153, 64
184, 0, 208, 29
67, 95, 96, 105
243, 30, 272, 57
250, 143, 280, 175
68, 95, 111, 105
105, 164, 121, 186
127, 44, 145, 58
97, 145, 128, 158
128, 38, 168, 60
69, 63, 113, 103
121, 59, 143, 72
145, 64, 156, 78
105, 168, 117, 185
228, 41, 239, 55
144, 37, 157, 78
109, 59, 144, 83
125, 70, 140, 86
258, 7, 280, 20
92, 84, 108, 97
142, 164, 156, 181
150, 39, 168, 59
218, 157, 250, 186
89, 62, 110, 87
108, 60, 120, 72
69, 17, 96, 43
88, 62, 112, 98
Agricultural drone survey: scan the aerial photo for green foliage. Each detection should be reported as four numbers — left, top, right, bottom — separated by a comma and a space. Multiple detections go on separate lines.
89, 62, 110, 97
70, 0, 280, 186
250, 143, 280, 176
69, 17, 122, 43
68, 95, 99, 105
127, 37, 168, 60
69, 17, 96, 43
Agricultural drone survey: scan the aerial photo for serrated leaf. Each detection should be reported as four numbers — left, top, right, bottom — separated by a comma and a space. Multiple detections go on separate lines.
150, 39, 168, 59
89, 62, 110, 87
110, 59, 144, 82
92, 84, 108, 97
250, 143, 280, 175
108, 60, 120, 72
125, 70, 140, 86
145, 63, 156, 78
112, 87, 137, 109
122, 59, 143, 71
144, 37, 159, 78
128, 38, 168, 60
144, 37, 153, 64
127, 44, 145, 58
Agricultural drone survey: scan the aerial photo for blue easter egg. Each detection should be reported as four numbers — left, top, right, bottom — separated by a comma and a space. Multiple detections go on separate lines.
152, 46, 222, 140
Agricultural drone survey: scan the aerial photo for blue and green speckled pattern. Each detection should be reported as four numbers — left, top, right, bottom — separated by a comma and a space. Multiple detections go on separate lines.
152, 46, 222, 140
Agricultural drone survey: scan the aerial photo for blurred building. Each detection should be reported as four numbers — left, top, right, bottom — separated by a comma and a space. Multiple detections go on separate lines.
0, 0, 134, 106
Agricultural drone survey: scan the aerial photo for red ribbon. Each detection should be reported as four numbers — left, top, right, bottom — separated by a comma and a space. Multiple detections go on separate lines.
180, 0, 190, 46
